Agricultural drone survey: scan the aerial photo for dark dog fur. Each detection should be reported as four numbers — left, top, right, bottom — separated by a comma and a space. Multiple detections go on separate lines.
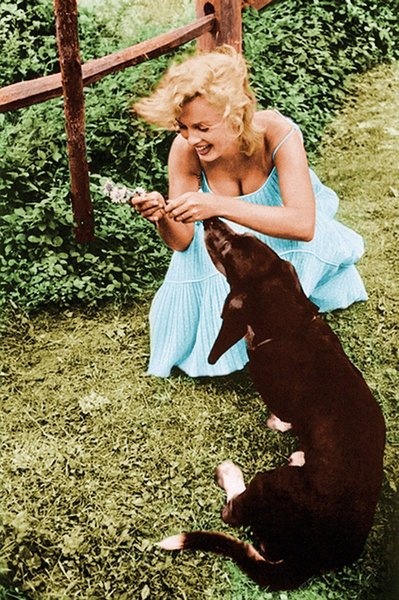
159, 218, 385, 590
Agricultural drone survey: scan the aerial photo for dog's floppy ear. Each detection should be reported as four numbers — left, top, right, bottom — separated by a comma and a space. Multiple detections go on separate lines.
208, 292, 248, 364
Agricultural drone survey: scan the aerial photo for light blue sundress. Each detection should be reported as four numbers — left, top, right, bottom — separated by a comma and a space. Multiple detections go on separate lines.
147, 127, 368, 378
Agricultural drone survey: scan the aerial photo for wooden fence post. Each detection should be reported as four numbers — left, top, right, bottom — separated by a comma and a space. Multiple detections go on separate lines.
196, 0, 242, 52
53, 0, 94, 243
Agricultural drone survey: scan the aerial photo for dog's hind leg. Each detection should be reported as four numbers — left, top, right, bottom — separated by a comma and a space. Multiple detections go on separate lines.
215, 461, 246, 527
267, 414, 292, 432
215, 460, 246, 501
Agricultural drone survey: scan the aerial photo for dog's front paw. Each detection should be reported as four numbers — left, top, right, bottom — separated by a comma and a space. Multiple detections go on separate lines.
266, 414, 292, 432
288, 450, 305, 467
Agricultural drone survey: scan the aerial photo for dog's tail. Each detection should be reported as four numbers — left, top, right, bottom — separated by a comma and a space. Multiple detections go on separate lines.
157, 531, 304, 590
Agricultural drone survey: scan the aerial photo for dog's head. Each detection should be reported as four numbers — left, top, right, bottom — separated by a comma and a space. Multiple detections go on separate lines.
203, 218, 318, 364
204, 218, 282, 284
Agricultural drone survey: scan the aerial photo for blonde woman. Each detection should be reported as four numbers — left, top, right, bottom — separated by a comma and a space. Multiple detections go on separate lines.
132, 46, 367, 378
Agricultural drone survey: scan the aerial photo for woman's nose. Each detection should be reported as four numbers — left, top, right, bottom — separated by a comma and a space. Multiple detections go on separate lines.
187, 129, 202, 146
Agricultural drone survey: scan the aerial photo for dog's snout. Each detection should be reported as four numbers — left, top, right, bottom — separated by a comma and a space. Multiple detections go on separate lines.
203, 218, 235, 247
203, 217, 233, 237
203, 217, 220, 230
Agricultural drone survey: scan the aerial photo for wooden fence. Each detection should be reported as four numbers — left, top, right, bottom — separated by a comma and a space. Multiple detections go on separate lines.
0, 0, 273, 242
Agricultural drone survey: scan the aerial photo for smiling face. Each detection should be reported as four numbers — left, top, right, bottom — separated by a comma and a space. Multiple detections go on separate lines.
134, 47, 262, 156
176, 96, 240, 162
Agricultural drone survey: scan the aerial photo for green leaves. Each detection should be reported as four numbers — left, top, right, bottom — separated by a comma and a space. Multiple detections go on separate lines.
243, 0, 399, 153
0, 180, 170, 313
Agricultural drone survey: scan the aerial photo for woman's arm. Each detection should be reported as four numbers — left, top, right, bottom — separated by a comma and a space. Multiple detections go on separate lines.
221, 131, 315, 241
156, 135, 198, 251
165, 114, 316, 242
132, 135, 199, 251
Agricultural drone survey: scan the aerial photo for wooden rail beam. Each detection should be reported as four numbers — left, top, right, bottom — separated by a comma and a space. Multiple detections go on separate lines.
0, 14, 216, 113
0, 2, 276, 113
0, 0, 275, 244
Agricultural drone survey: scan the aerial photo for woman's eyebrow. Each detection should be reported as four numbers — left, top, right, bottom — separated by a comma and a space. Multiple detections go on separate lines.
176, 118, 216, 128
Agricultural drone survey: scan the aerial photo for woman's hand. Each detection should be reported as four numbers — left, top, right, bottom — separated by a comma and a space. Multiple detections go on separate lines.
165, 192, 218, 222
131, 191, 166, 223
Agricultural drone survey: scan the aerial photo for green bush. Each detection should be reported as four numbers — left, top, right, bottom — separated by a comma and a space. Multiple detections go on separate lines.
0, 178, 169, 310
243, 0, 399, 149
0, 0, 57, 87
0, 0, 113, 87
0, 0, 398, 315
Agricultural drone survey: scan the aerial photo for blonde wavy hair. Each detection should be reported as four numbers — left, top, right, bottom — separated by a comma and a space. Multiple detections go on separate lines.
133, 46, 263, 156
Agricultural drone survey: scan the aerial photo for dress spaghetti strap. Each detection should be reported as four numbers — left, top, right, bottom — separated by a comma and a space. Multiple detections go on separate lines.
271, 109, 303, 161
271, 126, 297, 161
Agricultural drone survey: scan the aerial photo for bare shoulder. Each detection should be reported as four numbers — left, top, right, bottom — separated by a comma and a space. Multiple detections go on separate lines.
254, 109, 294, 137
169, 134, 201, 176
254, 109, 302, 157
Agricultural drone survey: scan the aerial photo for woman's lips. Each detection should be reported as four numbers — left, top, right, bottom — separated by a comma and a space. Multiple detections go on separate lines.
195, 144, 212, 156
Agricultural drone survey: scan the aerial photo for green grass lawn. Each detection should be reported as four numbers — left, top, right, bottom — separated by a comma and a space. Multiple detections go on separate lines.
79, 0, 195, 44
1, 63, 398, 599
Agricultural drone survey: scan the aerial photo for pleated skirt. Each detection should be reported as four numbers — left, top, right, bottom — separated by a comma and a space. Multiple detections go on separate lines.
147, 169, 368, 377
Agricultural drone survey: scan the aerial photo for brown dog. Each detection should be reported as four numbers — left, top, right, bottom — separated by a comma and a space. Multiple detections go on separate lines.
159, 218, 385, 590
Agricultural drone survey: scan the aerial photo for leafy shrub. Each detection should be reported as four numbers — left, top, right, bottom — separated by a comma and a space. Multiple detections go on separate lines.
0, 0, 114, 87
84, 62, 176, 194
0, 0, 398, 315
0, 100, 67, 210
243, 0, 399, 149
0, 177, 170, 311
0, 0, 57, 87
